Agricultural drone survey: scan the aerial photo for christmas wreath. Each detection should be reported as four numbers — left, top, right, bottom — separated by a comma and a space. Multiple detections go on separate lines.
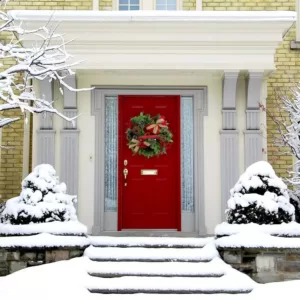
126, 113, 173, 158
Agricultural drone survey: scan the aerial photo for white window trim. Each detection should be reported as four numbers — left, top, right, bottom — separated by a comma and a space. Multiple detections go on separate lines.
113, 0, 183, 10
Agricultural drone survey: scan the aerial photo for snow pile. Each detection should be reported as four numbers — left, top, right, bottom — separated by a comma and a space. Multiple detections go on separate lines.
89, 236, 214, 248
85, 243, 219, 262
0, 221, 87, 236
215, 221, 300, 237
0, 164, 77, 225
216, 232, 300, 249
0, 233, 90, 248
226, 161, 294, 224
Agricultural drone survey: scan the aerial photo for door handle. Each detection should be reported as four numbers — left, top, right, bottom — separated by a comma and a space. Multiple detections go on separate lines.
123, 168, 128, 180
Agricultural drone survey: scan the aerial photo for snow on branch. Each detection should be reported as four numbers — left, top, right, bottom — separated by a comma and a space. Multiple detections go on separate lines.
264, 83, 300, 192
0, 1, 91, 129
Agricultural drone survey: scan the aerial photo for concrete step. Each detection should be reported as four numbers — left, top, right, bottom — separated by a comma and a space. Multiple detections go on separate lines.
84, 243, 218, 262
86, 274, 254, 294
88, 259, 225, 278
89, 236, 213, 248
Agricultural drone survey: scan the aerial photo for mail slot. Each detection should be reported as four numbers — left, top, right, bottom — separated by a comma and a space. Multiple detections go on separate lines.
141, 169, 158, 175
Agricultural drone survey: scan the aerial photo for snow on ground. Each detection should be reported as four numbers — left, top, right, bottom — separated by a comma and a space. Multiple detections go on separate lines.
216, 231, 300, 249
85, 257, 255, 293
0, 233, 89, 248
215, 221, 300, 237
89, 236, 214, 247
0, 254, 298, 300
0, 221, 87, 236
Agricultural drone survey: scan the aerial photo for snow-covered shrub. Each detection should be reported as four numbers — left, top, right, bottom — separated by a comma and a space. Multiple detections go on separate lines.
226, 161, 295, 225
0, 202, 5, 215
0, 164, 77, 225
289, 190, 300, 223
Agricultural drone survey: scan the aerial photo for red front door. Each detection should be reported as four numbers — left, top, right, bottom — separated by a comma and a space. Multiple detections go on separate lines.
118, 95, 181, 230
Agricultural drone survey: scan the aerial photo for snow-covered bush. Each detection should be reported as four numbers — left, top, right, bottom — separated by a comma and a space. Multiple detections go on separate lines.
226, 161, 295, 225
289, 191, 300, 223
0, 164, 77, 225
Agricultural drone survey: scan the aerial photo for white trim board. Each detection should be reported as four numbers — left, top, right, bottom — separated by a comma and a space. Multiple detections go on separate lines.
11, 11, 295, 71
91, 87, 207, 236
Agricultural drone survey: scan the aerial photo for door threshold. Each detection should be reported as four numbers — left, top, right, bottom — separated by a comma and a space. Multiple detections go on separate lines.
93, 231, 199, 237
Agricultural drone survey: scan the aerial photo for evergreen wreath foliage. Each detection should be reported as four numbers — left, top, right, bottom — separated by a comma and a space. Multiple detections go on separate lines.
126, 113, 173, 158
226, 161, 295, 225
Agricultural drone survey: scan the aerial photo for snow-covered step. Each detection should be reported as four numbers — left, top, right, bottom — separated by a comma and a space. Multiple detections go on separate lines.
88, 259, 225, 278
85, 243, 218, 262
89, 236, 213, 248
86, 272, 254, 294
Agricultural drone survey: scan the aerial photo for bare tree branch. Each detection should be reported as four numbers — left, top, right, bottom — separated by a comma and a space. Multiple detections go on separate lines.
0, 1, 92, 130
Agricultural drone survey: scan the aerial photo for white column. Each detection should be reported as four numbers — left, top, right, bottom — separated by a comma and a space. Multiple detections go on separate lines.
93, 0, 99, 10
220, 71, 240, 221
60, 75, 80, 199
297, 0, 300, 41
244, 71, 263, 168
196, 0, 202, 10
291, 0, 300, 49
37, 80, 55, 166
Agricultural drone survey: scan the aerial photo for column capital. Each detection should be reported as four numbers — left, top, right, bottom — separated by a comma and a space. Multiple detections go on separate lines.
246, 71, 263, 110
246, 71, 264, 79
222, 70, 239, 112
222, 71, 240, 80
63, 74, 77, 109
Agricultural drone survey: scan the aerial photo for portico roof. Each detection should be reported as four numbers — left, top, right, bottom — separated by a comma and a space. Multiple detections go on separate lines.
10, 10, 296, 71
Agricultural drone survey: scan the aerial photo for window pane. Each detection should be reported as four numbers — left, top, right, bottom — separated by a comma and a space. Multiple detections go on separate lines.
156, 0, 177, 10
181, 96, 194, 212
120, 0, 139, 10
156, 5, 166, 10
167, 5, 176, 10
104, 96, 118, 212
119, 5, 128, 10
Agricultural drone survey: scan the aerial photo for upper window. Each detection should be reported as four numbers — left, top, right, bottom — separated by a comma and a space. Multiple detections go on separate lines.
119, 0, 140, 10
156, 0, 177, 10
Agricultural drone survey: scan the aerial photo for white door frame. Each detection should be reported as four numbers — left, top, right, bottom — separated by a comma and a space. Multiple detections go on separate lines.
91, 87, 208, 236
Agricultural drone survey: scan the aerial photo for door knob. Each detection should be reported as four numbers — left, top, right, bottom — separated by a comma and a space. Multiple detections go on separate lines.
123, 168, 128, 180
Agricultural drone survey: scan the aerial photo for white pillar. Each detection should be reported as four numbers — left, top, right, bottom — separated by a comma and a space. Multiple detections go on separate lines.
196, 0, 202, 10
297, 0, 300, 41
60, 75, 80, 200
93, 0, 99, 10
37, 80, 55, 167
244, 71, 263, 168
291, 0, 300, 48
220, 71, 240, 221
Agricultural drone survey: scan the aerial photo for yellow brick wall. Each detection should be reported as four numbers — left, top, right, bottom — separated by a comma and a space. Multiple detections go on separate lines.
183, 0, 196, 10
202, 0, 295, 11
5, 0, 93, 10
203, 0, 298, 178
100, 0, 113, 10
